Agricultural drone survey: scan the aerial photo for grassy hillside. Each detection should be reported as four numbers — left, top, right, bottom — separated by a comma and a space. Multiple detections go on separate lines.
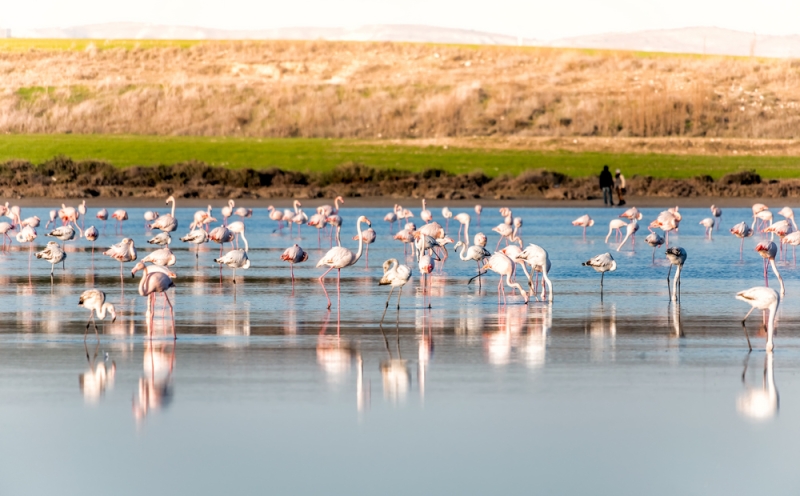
1, 39, 799, 139
2, 134, 799, 179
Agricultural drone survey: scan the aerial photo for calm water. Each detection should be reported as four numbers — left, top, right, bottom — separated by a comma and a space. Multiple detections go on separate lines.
1, 204, 799, 494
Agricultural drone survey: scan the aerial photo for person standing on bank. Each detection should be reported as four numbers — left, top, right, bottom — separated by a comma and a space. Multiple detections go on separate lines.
599, 165, 614, 206
615, 169, 626, 207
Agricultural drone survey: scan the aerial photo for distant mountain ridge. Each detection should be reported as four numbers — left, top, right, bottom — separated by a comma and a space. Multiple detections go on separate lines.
8, 23, 800, 58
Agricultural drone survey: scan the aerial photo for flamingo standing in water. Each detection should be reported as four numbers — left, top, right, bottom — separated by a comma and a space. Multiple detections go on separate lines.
208, 226, 234, 256
215, 249, 250, 284
472, 252, 528, 305
605, 219, 627, 243
752, 203, 769, 231
234, 207, 253, 220
0, 222, 14, 250
737, 287, 779, 351
111, 210, 128, 233
620, 207, 643, 221
96, 208, 108, 232
318, 196, 344, 217
755, 242, 785, 296
710, 205, 722, 230
515, 244, 553, 302
281, 244, 308, 285
666, 247, 687, 302
151, 196, 178, 233
617, 220, 639, 252
379, 258, 412, 322
77, 200, 87, 229
582, 253, 616, 295
572, 214, 594, 239
46, 209, 58, 229
418, 253, 435, 308
699, 218, 715, 239
730, 221, 754, 257
227, 221, 249, 251
267, 206, 284, 231
419, 199, 432, 224
316, 215, 371, 309
781, 231, 800, 266
142, 247, 177, 267
84, 226, 99, 255
384, 205, 399, 233
644, 232, 665, 262
47, 224, 80, 250
353, 227, 377, 267
474, 204, 482, 227
441, 207, 453, 232
136, 263, 177, 339
104, 238, 137, 282
144, 210, 160, 230
649, 210, 678, 247
20, 216, 40, 228
454, 241, 490, 283
454, 213, 471, 245
180, 229, 208, 261
308, 213, 328, 247
36, 241, 66, 276
778, 206, 798, 231
78, 290, 116, 340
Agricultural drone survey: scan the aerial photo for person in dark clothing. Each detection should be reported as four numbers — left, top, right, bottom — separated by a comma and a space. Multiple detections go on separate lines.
599, 165, 614, 206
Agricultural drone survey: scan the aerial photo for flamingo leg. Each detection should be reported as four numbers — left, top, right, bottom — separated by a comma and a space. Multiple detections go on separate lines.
164, 292, 176, 340
741, 307, 756, 351
380, 287, 395, 323
397, 286, 403, 310
318, 266, 335, 308
666, 264, 672, 300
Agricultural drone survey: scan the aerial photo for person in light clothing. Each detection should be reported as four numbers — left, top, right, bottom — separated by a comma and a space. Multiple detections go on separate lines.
615, 169, 627, 207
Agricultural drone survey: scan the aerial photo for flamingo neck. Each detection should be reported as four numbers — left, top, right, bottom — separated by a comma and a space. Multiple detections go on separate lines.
770, 259, 785, 295
352, 220, 365, 263
97, 303, 112, 320
506, 273, 528, 303
767, 302, 778, 351
241, 232, 249, 252
334, 198, 341, 211
170, 199, 176, 218
457, 244, 469, 261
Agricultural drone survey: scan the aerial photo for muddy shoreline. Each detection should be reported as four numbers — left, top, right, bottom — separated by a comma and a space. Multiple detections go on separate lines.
4, 157, 800, 207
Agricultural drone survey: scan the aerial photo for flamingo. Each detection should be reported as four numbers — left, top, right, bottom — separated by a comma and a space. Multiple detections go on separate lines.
474, 232, 487, 247
111, 210, 128, 233
582, 253, 616, 294
148, 232, 172, 246
413, 232, 441, 262
96, 208, 108, 232
605, 219, 627, 243
394, 228, 416, 257
215, 249, 250, 284
47, 224, 80, 253
493, 222, 520, 249
781, 231, 800, 266
104, 238, 137, 282
441, 207, 453, 232
755, 242, 785, 296
472, 252, 528, 305
219, 199, 234, 225
736, 287, 779, 351
644, 231, 665, 262
666, 247, 687, 302
353, 227, 376, 267
190, 205, 212, 231
620, 207, 643, 221
281, 244, 308, 284
649, 210, 678, 247
454, 241, 490, 281
308, 213, 329, 246
572, 214, 594, 238
77, 200, 87, 229
379, 258, 412, 322
35, 241, 66, 276
151, 196, 178, 233
59, 203, 77, 225
752, 203, 769, 231
0, 222, 14, 250
142, 247, 177, 267
84, 226, 99, 255
418, 254, 435, 308
180, 229, 208, 260
268, 206, 284, 230
474, 204, 482, 226
78, 290, 116, 340
617, 220, 639, 252
136, 263, 177, 338
454, 213, 471, 245
292, 210, 309, 234
730, 221, 754, 257
515, 244, 553, 301
778, 206, 797, 231
384, 205, 399, 233
227, 221, 249, 251
286, 200, 302, 235
20, 216, 40, 228
46, 209, 58, 229
699, 218, 715, 238
327, 214, 343, 246
234, 207, 253, 219
710, 205, 722, 230
316, 215, 371, 309
420, 199, 432, 224
16, 226, 37, 265
208, 226, 234, 256
318, 196, 344, 217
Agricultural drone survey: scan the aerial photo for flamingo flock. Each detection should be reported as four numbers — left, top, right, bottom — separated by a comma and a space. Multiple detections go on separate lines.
0, 195, 792, 354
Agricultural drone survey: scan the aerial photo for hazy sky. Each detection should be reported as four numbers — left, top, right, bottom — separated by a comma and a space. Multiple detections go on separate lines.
3, 0, 798, 40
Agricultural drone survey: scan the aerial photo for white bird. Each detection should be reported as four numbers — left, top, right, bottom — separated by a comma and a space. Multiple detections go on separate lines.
582, 253, 616, 293
572, 214, 594, 238
666, 247, 687, 302
781, 231, 800, 265
84, 226, 99, 254
699, 218, 715, 238
20, 216, 40, 228
36, 241, 66, 275
778, 206, 797, 231
46, 209, 58, 229
221, 199, 235, 225
148, 232, 172, 246
78, 290, 117, 340
475, 252, 529, 305
0, 222, 14, 250
180, 229, 209, 260
756, 242, 785, 296
144, 210, 160, 229
227, 221, 249, 252
142, 247, 177, 267
736, 287, 779, 351
46, 224, 79, 247
281, 244, 308, 284
234, 207, 253, 219
441, 207, 453, 232
215, 249, 250, 284
420, 199, 432, 224
418, 253, 435, 307
730, 221, 754, 257
104, 238, 137, 281
150, 196, 178, 232
379, 258, 412, 321
454, 213, 471, 245
316, 215, 371, 308
515, 244, 553, 301
208, 225, 234, 256
620, 207, 643, 221
617, 220, 639, 252
605, 219, 627, 243
710, 204, 722, 230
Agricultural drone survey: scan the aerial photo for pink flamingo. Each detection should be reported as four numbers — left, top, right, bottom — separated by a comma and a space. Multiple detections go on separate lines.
84, 226, 99, 255
730, 221, 754, 258
268, 206, 284, 231
151, 196, 178, 233
710, 205, 722, 230
208, 225, 234, 256
471, 252, 528, 305
46, 209, 58, 229
617, 220, 639, 252
474, 204, 482, 227
137, 263, 177, 339
572, 214, 594, 239
454, 213, 471, 245
699, 218, 715, 239
420, 199, 432, 224
281, 244, 308, 285
384, 205, 399, 233
605, 219, 627, 243
111, 210, 128, 234
353, 227, 376, 267
316, 215, 371, 308
782, 231, 800, 266
441, 207, 453, 233
737, 287, 779, 351
419, 253, 435, 308
379, 258, 412, 322
644, 231, 664, 262
104, 238, 137, 283
755, 242, 785, 296
221, 199, 235, 225
778, 206, 797, 231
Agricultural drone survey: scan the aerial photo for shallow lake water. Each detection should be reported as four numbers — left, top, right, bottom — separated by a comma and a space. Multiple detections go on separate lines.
1, 204, 799, 494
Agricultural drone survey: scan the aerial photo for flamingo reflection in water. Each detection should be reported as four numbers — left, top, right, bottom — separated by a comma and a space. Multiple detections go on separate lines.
379, 316, 410, 404
737, 352, 778, 421
79, 341, 116, 405
133, 341, 176, 422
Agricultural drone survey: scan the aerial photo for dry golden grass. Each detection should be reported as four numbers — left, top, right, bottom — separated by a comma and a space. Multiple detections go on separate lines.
2, 40, 800, 139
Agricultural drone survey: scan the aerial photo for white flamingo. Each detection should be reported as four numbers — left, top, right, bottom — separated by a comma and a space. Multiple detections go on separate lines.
316, 215, 371, 308
737, 287, 779, 351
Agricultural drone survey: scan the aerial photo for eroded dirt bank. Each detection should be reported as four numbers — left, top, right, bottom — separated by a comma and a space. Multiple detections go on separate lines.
1, 157, 796, 201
